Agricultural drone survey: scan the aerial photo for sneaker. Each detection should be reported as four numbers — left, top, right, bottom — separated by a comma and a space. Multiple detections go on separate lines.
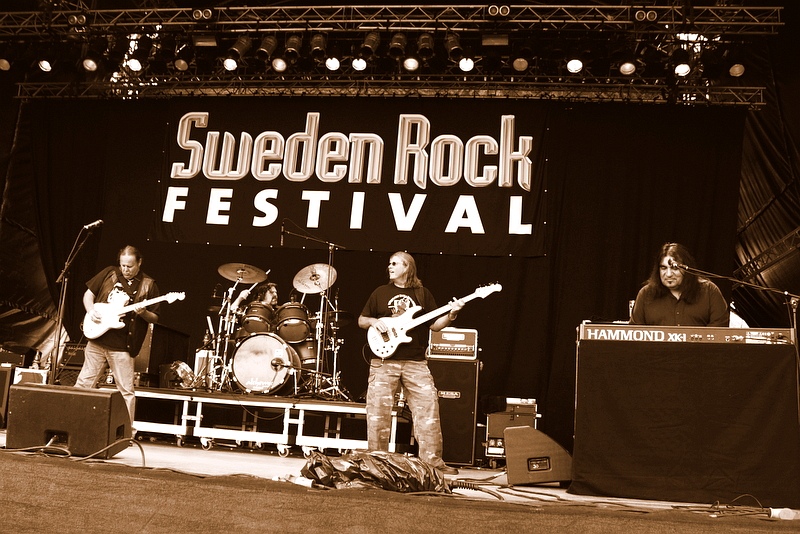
438, 465, 459, 476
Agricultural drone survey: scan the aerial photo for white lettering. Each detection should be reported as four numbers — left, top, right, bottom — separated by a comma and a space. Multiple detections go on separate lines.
162, 186, 189, 221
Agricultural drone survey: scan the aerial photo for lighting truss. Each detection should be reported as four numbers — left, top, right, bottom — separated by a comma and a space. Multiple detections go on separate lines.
0, 3, 783, 106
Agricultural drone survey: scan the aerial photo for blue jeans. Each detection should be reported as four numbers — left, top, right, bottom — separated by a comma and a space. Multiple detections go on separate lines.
74, 341, 136, 424
366, 359, 447, 468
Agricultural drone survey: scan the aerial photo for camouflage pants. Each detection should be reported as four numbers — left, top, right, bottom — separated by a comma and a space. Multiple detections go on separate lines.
365, 358, 447, 468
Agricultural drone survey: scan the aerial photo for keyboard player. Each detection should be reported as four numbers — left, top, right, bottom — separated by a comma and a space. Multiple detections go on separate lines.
629, 242, 729, 327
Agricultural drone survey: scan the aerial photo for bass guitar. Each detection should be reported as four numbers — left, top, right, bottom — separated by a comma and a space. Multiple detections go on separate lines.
367, 283, 502, 359
82, 292, 185, 340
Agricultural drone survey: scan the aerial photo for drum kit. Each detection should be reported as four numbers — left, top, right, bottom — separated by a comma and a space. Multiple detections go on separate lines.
183, 261, 353, 400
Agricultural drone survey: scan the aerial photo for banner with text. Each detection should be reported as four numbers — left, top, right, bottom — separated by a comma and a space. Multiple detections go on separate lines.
154, 97, 548, 257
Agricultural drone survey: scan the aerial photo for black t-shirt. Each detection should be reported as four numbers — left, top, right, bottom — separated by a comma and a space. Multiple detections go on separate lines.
361, 283, 437, 361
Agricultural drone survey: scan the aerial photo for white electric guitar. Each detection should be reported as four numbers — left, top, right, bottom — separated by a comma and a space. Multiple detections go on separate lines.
82, 292, 185, 340
367, 283, 502, 359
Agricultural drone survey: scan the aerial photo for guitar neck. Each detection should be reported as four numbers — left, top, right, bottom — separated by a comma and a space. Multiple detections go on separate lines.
114, 295, 169, 317
406, 291, 484, 330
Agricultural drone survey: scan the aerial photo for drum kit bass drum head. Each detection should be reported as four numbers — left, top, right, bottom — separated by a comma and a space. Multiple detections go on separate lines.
187, 262, 352, 398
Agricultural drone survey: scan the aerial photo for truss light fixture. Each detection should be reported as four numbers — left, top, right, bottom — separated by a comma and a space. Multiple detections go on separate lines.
284, 34, 302, 63
0, 58, 10, 72
388, 33, 407, 59
403, 55, 420, 72
256, 35, 278, 62
352, 57, 367, 71
272, 57, 288, 73
174, 43, 193, 71
458, 56, 475, 72
360, 32, 380, 58
192, 8, 213, 21
310, 33, 327, 61
445, 33, 463, 61
566, 56, 584, 74
224, 35, 252, 71
417, 33, 434, 60
670, 48, 691, 77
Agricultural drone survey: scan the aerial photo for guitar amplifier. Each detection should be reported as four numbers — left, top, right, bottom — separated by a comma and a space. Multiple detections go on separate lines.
428, 328, 478, 360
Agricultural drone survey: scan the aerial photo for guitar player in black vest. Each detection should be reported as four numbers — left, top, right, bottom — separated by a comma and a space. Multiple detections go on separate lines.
75, 245, 161, 425
358, 251, 464, 476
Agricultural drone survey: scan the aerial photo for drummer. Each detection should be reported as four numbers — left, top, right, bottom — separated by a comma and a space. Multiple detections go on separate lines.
232, 282, 279, 314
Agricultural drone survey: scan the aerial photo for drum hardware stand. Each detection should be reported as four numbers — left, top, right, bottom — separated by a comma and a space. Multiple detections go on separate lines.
283, 222, 350, 400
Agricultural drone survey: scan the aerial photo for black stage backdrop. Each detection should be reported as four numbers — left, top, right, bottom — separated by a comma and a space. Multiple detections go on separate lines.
21, 97, 744, 450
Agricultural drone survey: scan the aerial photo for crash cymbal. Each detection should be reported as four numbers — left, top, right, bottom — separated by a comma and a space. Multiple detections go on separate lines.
293, 263, 337, 294
218, 263, 268, 284
319, 310, 353, 327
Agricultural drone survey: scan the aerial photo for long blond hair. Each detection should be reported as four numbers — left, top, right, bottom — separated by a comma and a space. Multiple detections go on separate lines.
390, 251, 423, 289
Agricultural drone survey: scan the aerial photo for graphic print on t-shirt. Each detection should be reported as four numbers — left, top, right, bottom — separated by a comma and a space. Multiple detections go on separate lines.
387, 294, 415, 317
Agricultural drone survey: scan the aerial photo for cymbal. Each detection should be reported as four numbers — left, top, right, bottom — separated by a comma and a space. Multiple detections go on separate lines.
218, 263, 268, 284
293, 263, 337, 294
319, 310, 353, 327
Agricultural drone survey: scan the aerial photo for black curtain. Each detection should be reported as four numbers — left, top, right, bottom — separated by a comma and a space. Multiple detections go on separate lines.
9, 98, 744, 450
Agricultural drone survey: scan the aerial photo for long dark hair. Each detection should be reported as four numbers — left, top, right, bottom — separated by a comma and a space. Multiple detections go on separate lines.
641, 242, 703, 303
390, 251, 423, 289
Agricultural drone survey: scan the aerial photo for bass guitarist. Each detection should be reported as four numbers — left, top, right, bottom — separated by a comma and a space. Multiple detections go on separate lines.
358, 251, 464, 476
75, 245, 160, 425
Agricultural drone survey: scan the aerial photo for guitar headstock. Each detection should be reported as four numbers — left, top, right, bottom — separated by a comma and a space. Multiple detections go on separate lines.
476, 283, 502, 298
165, 292, 186, 303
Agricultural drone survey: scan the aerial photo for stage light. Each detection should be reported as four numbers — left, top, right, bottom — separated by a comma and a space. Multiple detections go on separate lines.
126, 35, 153, 73
0, 59, 10, 72
566, 57, 583, 74
670, 48, 691, 77
192, 8, 213, 21
458, 56, 474, 72
272, 57, 288, 73
445, 33, 463, 61
619, 60, 636, 75
417, 33, 434, 60
256, 35, 278, 61
729, 62, 745, 77
224, 35, 252, 71
38, 59, 52, 72
82, 52, 101, 72
284, 34, 302, 63
511, 40, 534, 72
310, 33, 327, 61
325, 56, 340, 71
174, 43, 193, 71
352, 57, 367, 71
402, 56, 420, 72
388, 33, 407, 59
360, 32, 380, 58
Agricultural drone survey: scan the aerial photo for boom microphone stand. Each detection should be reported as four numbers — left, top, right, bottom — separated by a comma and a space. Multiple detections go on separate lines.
49, 223, 100, 385
671, 259, 800, 334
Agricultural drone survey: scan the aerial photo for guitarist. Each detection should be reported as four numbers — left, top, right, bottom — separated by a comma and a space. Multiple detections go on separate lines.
358, 251, 464, 476
74, 245, 161, 425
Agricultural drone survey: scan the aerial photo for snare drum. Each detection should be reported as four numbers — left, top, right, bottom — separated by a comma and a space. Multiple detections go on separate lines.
275, 302, 310, 343
241, 302, 274, 334
231, 333, 300, 394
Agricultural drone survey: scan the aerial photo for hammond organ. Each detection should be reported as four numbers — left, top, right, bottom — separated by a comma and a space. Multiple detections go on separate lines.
578, 322, 795, 345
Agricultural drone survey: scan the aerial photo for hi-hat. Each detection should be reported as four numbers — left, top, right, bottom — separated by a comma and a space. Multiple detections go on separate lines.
218, 263, 268, 284
293, 263, 337, 293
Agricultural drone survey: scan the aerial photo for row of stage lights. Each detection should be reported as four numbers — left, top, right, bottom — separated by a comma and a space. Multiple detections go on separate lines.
2, 28, 747, 83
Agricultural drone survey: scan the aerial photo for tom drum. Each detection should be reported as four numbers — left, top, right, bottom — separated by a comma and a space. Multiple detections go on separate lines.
241, 302, 274, 334
231, 333, 300, 394
275, 302, 310, 343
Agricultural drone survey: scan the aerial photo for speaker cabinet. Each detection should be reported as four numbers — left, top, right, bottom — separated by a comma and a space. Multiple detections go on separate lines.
427, 359, 479, 466
6, 384, 131, 458
504, 426, 573, 486
0, 365, 16, 428
135, 323, 190, 381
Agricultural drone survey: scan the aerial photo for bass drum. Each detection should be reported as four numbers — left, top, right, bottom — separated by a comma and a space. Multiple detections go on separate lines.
275, 302, 310, 343
231, 333, 300, 394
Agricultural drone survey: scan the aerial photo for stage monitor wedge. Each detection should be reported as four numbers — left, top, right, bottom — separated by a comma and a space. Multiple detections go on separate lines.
504, 425, 572, 486
6, 384, 131, 458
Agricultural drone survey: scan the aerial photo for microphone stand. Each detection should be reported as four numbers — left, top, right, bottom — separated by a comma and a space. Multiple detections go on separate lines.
49, 225, 97, 385
677, 262, 800, 335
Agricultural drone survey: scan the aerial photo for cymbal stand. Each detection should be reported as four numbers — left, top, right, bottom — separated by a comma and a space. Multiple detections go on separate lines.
211, 281, 239, 391
315, 294, 353, 401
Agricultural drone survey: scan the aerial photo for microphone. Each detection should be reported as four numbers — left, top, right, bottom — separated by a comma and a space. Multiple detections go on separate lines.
668, 259, 687, 270
271, 358, 285, 370
280, 221, 285, 247
83, 219, 103, 230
